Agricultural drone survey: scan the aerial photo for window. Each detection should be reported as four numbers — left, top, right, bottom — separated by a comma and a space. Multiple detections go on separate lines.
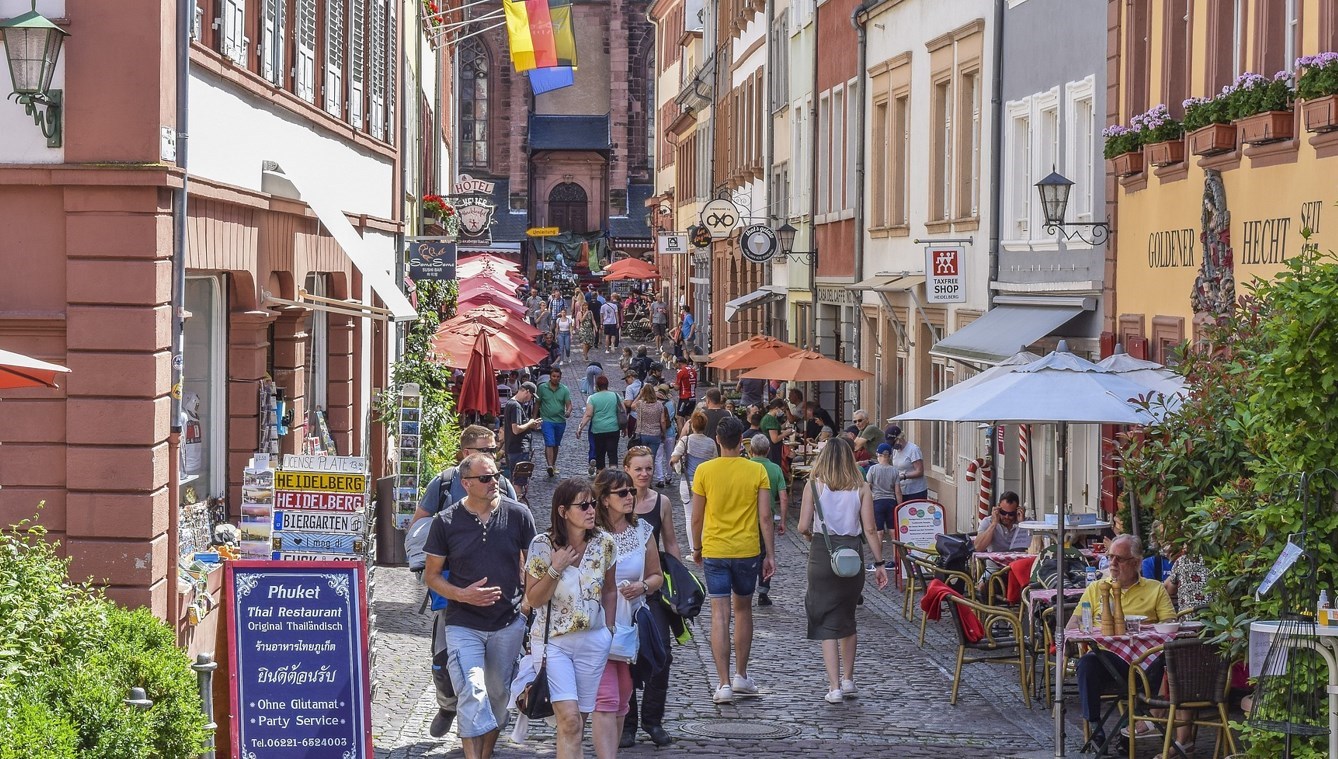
261, 0, 285, 85
386, 0, 397, 143
871, 99, 888, 227
369, 0, 386, 140
295, 0, 318, 102
929, 359, 954, 473
459, 38, 490, 168
349, 0, 365, 127
304, 274, 329, 433
770, 12, 789, 110
893, 93, 909, 226
220, 0, 246, 63
325, 0, 346, 116
1039, 102, 1059, 179
931, 78, 952, 222
832, 87, 844, 212
181, 277, 226, 503
1068, 89, 1095, 220
817, 93, 831, 214
1255, 0, 1297, 75
1006, 102, 1031, 239
1163, 0, 1189, 117
846, 80, 858, 210
1207, 0, 1244, 92
1125, 0, 1151, 118
791, 99, 809, 217
955, 70, 981, 219
770, 162, 790, 223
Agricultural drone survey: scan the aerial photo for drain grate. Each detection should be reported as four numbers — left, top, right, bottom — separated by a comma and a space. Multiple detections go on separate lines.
677, 719, 799, 740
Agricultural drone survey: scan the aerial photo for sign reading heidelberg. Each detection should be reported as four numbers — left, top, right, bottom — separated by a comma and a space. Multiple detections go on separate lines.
228, 561, 372, 758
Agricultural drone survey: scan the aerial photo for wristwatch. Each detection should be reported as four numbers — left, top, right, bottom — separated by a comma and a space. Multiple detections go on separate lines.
873, 560, 887, 568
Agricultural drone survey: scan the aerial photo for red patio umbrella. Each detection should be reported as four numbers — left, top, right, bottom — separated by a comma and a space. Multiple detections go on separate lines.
708, 339, 801, 370
458, 280, 521, 303
739, 350, 874, 382
709, 335, 796, 361
602, 258, 659, 278
431, 323, 547, 370
458, 253, 520, 270
0, 347, 70, 390
458, 291, 526, 315
445, 308, 543, 340
602, 267, 660, 281
456, 338, 501, 417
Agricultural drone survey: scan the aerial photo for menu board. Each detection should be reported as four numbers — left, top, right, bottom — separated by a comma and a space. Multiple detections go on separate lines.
271, 455, 370, 562
896, 498, 945, 550
394, 385, 422, 530
226, 561, 371, 758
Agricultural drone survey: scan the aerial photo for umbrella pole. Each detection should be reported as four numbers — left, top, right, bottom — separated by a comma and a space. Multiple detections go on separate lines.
1053, 421, 1068, 757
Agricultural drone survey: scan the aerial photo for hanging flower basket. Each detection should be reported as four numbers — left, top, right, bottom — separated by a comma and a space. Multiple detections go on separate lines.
1302, 94, 1338, 132
1188, 123, 1236, 156
1236, 110, 1294, 145
1110, 150, 1144, 177
1144, 139, 1185, 167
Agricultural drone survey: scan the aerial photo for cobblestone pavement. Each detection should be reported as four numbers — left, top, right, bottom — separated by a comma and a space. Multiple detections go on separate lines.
372, 353, 1088, 759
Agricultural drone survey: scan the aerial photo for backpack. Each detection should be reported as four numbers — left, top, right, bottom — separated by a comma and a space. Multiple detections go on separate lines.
405, 473, 454, 572
934, 533, 974, 593
1029, 544, 1089, 589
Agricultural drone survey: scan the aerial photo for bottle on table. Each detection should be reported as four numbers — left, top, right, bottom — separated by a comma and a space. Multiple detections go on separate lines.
1085, 565, 1097, 587
1080, 601, 1093, 631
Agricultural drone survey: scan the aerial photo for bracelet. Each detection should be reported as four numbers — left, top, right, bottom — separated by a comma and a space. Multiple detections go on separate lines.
873, 560, 887, 568
547, 566, 562, 579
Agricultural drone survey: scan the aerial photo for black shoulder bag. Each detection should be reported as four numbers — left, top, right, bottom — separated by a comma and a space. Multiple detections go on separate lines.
515, 603, 554, 719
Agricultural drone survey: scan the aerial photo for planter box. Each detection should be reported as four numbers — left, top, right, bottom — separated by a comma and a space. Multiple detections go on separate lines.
1237, 110, 1294, 145
1302, 94, 1338, 133
1110, 150, 1144, 177
1188, 123, 1236, 156
1145, 139, 1185, 167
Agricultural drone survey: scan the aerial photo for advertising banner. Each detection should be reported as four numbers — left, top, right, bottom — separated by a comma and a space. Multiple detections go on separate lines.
227, 561, 371, 759
408, 238, 458, 281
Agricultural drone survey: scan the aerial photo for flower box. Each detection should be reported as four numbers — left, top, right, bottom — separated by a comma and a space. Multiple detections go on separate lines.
1144, 139, 1185, 167
1188, 123, 1236, 156
1236, 110, 1294, 145
1109, 150, 1144, 177
1302, 94, 1338, 133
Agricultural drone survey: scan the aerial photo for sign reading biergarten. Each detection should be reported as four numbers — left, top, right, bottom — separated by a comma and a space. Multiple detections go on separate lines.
271, 455, 372, 562
227, 561, 372, 758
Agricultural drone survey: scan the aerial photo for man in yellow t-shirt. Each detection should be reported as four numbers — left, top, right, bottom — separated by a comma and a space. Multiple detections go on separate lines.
690, 416, 775, 706
1066, 534, 1175, 746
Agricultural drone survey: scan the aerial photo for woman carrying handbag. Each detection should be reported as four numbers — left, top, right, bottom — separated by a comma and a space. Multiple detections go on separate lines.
798, 438, 889, 704
592, 468, 664, 758
525, 478, 620, 759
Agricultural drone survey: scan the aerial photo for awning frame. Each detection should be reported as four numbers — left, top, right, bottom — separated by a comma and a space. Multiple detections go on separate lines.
724, 286, 785, 322
266, 288, 394, 322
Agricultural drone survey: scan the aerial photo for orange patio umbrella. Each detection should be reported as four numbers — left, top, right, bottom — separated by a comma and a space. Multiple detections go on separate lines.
431, 323, 547, 370
602, 267, 660, 281
458, 279, 521, 301
458, 266, 519, 289
447, 306, 542, 339
708, 339, 802, 371
709, 335, 797, 361
603, 258, 658, 277
456, 338, 502, 417
0, 347, 70, 390
738, 350, 874, 382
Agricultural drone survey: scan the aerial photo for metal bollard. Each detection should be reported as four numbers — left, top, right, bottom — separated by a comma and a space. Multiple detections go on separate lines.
124, 687, 153, 710
192, 653, 218, 759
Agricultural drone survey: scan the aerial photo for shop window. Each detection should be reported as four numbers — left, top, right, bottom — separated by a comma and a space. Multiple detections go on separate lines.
181, 277, 226, 505
304, 274, 330, 437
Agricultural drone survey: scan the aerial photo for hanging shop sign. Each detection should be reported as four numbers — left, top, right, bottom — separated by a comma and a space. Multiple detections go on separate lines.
454, 174, 497, 195
454, 197, 496, 240
688, 224, 713, 249
925, 245, 967, 304
226, 561, 372, 759
700, 198, 740, 240
408, 238, 457, 281
657, 231, 688, 255
738, 224, 778, 263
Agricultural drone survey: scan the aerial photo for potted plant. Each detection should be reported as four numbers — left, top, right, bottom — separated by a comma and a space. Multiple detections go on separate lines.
1134, 104, 1186, 166
1102, 124, 1144, 177
1183, 94, 1236, 156
422, 194, 461, 236
1228, 71, 1295, 144
1296, 52, 1338, 132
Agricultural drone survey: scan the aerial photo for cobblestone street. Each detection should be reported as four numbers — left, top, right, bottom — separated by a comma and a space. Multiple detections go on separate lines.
371, 358, 1086, 759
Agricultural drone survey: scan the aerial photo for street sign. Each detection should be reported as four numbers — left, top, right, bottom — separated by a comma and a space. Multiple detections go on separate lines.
738, 224, 778, 263
700, 198, 740, 240
925, 245, 967, 304
407, 238, 457, 281
657, 231, 688, 255
527, 226, 560, 237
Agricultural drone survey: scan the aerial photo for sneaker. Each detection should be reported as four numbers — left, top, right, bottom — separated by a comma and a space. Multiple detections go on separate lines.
428, 708, 455, 738
731, 674, 759, 697
588, 459, 597, 477
756, 593, 772, 607
712, 684, 734, 704
546, 466, 555, 478
840, 679, 858, 698
824, 688, 845, 704
865, 563, 876, 573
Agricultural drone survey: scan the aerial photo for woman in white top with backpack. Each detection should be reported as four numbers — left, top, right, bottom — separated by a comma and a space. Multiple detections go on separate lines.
798, 437, 889, 704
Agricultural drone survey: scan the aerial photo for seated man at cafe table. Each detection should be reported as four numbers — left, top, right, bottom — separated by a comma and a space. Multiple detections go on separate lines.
973, 491, 1030, 553
1065, 534, 1175, 747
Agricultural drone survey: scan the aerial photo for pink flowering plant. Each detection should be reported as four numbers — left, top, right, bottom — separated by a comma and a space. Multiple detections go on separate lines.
1101, 124, 1140, 159
1296, 52, 1338, 100
1182, 71, 1295, 132
1131, 103, 1183, 143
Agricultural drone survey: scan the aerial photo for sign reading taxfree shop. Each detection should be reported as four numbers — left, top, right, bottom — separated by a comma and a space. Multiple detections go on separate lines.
925, 245, 967, 304
227, 561, 372, 758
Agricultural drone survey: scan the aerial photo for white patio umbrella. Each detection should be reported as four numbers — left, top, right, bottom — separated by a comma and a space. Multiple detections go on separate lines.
893, 342, 1154, 757
926, 349, 1042, 401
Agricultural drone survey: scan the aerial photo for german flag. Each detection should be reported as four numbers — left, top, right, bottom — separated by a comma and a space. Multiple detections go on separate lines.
503, 0, 577, 73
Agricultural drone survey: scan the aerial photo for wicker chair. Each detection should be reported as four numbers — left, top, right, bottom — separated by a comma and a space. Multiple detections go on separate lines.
984, 563, 1014, 607
907, 554, 976, 647
1126, 638, 1238, 759
888, 540, 932, 620
945, 594, 1031, 707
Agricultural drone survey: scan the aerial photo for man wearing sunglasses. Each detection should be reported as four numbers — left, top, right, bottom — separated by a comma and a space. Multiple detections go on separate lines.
413, 425, 518, 524
423, 453, 536, 758
973, 491, 1030, 552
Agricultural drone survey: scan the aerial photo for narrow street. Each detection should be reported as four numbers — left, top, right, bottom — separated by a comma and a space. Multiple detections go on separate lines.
370, 361, 1084, 759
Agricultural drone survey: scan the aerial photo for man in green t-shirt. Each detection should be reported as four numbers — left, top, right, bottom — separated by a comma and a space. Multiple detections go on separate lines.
759, 399, 786, 468
852, 409, 882, 455
748, 434, 788, 607
535, 368, 573, 477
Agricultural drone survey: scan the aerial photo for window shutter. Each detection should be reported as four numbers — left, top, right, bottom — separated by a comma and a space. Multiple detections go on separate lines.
385, 0, 396, 143
350, 0, 365, 128
296, 0, 318, 103
369, 0, 386, 140
262, 0, 285, 85
325, 0, 346, 116
222, 0, 246, 63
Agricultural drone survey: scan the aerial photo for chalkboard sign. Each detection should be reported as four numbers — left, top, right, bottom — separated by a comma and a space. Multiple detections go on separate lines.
226, 561, 372, 759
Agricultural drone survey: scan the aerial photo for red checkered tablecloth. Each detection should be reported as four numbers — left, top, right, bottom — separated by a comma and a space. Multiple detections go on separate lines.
1066, 629, 1176, 669
977, 551, 1031, 565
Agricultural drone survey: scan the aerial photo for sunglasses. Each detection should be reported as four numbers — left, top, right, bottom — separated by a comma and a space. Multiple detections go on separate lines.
467, 446, 498, 455
465, 473, 500, 484
568, 500, 597, 511
608, 488, 635, 498
999, 509, 1019, 517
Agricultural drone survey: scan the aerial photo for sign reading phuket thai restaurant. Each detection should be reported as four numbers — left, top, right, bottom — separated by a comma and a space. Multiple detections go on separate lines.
227, 561, 372, 758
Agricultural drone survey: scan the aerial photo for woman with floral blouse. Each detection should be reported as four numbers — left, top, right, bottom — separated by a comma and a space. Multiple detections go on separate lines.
525, 478, 619, 759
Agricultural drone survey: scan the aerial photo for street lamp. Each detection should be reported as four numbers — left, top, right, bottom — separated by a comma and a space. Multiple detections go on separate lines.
1034, 168, 1110, 246
776, 221, 820, 353
0, 1, 67, 147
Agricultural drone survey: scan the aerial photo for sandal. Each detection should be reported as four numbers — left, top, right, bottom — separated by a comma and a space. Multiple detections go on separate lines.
1120, 720, 1158, 738
1153, 740, 1195, 759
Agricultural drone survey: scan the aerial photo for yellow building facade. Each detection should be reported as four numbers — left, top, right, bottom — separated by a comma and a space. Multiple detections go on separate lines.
1112, 0, 1338, 361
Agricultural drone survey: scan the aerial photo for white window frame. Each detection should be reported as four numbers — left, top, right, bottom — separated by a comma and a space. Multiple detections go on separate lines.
349, 0, 365, 127
831, 85, 844, 215
182, 275, 227, 499
1232, 0, 1245, 77
296, 0, 318, 103
965, 71, 981, 219
845, 77, 858, 214
1033, 86, 1060, 248
818, 91, 831, 216
1064, 76, 1097, 225
386, 0, 397, 143
325, 0, 346, 117
932, 77, 953, 222
369, 0, 387, 140
1284, 0, 1299, 73
221, 0, 247, 64
1003, 97, 1032, 246
261, 0, 285, 85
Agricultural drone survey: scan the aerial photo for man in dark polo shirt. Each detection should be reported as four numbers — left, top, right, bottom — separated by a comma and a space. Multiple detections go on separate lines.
423, 453, 536, 759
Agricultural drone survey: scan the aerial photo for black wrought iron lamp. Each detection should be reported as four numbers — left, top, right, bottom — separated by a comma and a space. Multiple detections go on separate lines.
0, 1, 67, 147
1035, 169, 1110, 246
775, 222, 817, 264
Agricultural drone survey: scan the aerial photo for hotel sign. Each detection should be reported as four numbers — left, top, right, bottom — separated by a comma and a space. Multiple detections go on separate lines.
454, 174, 496, 195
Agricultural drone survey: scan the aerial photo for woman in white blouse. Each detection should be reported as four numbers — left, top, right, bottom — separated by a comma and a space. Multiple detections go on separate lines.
525, 478, 619, 758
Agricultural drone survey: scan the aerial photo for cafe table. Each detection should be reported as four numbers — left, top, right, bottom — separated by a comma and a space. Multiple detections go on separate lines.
1250, 620, 1338, 759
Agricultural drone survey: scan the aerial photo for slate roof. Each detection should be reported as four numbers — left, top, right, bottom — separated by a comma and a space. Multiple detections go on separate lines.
607, 183, 655, 238
528, 115, 612, 151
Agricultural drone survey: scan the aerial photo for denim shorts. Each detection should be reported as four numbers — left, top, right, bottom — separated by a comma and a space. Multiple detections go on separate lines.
541, 420, 566, 447
703, 555, 762, 598
873, 498, 897, 531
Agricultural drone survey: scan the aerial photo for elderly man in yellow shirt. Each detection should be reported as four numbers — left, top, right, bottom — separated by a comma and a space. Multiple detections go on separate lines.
1066, 534, 1175, 748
